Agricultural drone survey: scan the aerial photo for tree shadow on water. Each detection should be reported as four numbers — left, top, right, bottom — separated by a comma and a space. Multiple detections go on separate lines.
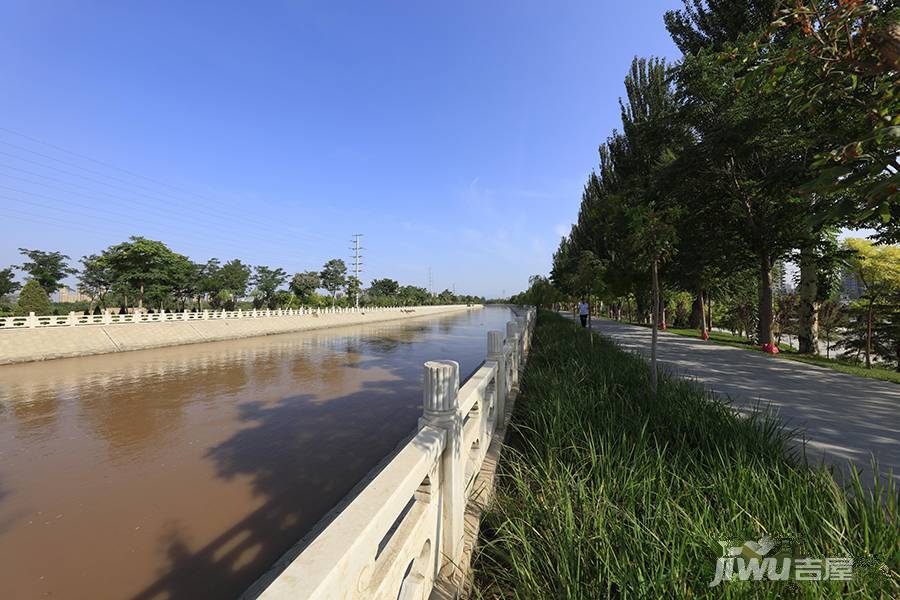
131, 376, 423, 600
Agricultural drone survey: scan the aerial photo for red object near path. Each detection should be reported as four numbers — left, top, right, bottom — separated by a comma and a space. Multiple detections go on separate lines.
701, 330, 709, 340
762, 343, 780, 354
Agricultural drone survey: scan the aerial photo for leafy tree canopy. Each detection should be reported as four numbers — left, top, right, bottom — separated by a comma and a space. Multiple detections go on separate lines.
102, 236, 190, 308
369, 278, 400, 297
17, 248, 77, 294
320, 259, 348, 306
289, 271, 321, 303
15, 279, 53, 316
0, 267, 21, 299
252, 265, 288, 309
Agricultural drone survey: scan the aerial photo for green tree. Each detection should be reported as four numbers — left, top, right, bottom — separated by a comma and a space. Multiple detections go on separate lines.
15, 279, 53, 316
664, 0, 779, 54
842, 238, 900, 368
523, 275, 560, 309
16, 248, 77, 295
398, 285, 430, 306
617, 57, 681, 392
198, 258, 222, 307
78, 254, 114, 311
320, 259, 347, 308
369, 278, 400, 298
218, 259, 252, 308
736, 1, 899, 228
0, 267, 20, 300
677, 45, 815, 348
168, 258, 201, 311
289, 271, 320, 304
818, 299, 846, 359
437, 288, 455, 304
273, 289, 296, 309
102, 236, 188, 309
252, 266, 288, 310
345, 276, 362, 308
876, 288, 900, 371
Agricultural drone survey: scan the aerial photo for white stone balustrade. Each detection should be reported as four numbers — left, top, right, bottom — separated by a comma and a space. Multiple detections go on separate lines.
0, 304, 429, 330
253, 307, 536, 600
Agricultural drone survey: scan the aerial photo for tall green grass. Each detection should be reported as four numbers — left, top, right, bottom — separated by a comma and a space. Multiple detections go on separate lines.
473, 311, 898, 598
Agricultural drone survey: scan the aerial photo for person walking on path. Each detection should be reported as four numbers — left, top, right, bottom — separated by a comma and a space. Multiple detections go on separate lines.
577, 299, 589, 328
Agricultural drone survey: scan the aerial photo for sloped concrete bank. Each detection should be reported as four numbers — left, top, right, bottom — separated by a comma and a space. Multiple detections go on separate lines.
0, 305, 478, 365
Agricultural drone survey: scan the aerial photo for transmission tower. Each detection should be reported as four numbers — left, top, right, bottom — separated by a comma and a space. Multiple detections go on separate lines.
350, 234, 364, 309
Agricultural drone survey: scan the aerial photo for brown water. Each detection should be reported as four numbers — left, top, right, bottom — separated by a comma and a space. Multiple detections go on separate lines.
0, 306, 512, 600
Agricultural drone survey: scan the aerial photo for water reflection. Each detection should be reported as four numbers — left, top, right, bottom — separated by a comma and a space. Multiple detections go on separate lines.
0, 306, 511, 600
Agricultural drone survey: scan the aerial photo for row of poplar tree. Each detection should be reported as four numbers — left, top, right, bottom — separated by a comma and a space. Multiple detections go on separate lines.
529, 1, 900, 374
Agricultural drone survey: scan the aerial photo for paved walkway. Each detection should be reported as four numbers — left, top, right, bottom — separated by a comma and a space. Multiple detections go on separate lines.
581, 317, 900, 487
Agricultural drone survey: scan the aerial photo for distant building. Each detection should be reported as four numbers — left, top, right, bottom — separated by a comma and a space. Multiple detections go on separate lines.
839, 270, 864, 302
56, 286, 92, 303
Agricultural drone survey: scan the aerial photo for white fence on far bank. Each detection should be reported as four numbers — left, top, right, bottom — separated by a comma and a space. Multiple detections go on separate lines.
251, 308, 536, 600
0, 306, 421, 330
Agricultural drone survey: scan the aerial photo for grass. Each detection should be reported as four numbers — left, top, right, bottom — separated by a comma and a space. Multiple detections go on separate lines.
472, 311, 899, 599
657, 325, 900, 385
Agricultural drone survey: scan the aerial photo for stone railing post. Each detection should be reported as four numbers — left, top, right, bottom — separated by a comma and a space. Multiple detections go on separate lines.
419, 360, 464, 573
28, 311, 37, 328
516, 316, 526, 354
203, 310, 209, 320
68, 311, 76, 326
103, 309, 112, 325
506, 320, 519, 387
487, 330, 507, 421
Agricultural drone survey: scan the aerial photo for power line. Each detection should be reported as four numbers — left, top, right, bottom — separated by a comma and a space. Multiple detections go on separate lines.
0, 128, 352, 277
0, 191, 323, 262
350, 234, 363, 309
0, 162, 307, 244
0, 131, 331, 243
0, 182, 322, 253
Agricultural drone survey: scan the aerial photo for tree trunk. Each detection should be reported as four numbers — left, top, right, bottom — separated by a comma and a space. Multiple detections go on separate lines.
798, 246, 819, 354
866, 301, 874, 368
707, 296, 712, 331
138, 284, 144, 310
758, 254, 775, 347
690, 293, 704, 329
650, 259, 659, 396
587, 293, 592, 337
699, 292, 708, 337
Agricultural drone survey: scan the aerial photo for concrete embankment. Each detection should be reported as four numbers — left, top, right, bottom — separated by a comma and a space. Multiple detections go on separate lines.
0, 305, 478, 365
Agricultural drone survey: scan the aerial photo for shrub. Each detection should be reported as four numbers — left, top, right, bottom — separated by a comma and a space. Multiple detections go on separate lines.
15, 280, 53, 316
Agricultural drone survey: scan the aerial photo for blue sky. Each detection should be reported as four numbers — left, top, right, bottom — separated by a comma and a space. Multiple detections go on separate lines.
0, 1, 685, 297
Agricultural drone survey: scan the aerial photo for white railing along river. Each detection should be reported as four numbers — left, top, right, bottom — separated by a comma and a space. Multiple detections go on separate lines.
0, 306, 413, 329
252, 307, 536, 600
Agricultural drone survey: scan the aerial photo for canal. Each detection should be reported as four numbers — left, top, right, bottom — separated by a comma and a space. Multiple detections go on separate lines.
0, 305, 512, 600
